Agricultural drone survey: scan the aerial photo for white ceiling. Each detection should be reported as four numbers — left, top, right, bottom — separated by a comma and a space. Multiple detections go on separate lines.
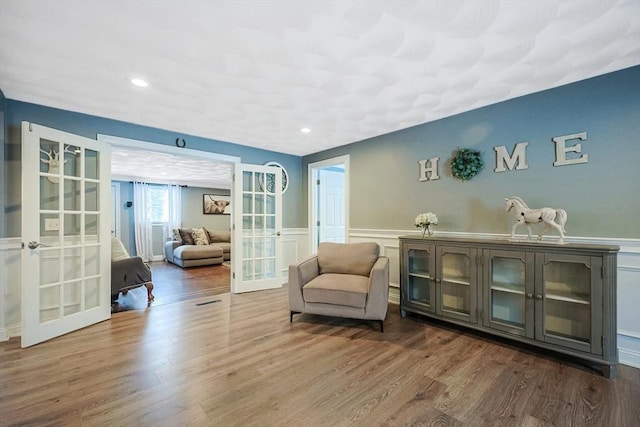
1, 0, 639, 165
110, 146, 233, 189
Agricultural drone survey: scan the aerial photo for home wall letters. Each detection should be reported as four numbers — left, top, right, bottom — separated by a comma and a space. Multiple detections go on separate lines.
418, 132, 589, 181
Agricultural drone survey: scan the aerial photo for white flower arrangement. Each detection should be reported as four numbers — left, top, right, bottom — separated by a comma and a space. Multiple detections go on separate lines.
415, 212, 438, 238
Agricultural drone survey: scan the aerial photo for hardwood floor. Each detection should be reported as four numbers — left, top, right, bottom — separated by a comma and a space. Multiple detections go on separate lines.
112, 261, 230, 313
1, 282, 639, 426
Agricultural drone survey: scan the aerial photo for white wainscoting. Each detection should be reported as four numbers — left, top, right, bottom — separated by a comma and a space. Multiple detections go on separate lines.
0, 238, 22, 340
280, 228, 310, 284
350, 228, 640, 369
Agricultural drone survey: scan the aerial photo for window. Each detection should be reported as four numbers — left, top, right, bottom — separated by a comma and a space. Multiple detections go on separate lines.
148, 185, 168, 223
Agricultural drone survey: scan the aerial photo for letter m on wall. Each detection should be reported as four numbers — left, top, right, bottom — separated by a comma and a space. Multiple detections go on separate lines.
494, 142, 529, 172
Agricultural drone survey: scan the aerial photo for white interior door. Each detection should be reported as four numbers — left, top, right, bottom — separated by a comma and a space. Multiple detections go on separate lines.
318, 168, 345, 243
232, 163, 282, 293
21, 122, 111, 347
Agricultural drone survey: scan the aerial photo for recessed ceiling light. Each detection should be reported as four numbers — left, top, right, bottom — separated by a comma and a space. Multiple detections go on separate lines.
131, 78, 149, 88
301, 127, 311, 133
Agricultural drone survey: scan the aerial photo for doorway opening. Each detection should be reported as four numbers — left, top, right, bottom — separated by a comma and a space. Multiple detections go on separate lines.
308, 155, 349, 254
98, 134, 240, 309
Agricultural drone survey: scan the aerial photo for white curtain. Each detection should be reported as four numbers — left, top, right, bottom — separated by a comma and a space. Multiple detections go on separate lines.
133, 182, 154, 262
167, 184, 182, 237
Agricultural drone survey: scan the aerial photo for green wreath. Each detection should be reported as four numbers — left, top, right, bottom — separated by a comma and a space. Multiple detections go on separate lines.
450, 148, 484, 181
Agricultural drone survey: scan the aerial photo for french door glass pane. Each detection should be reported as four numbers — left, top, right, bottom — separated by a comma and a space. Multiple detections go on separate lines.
63, 281, 82, 316
40, 285, 60, 323
64, 247, 82, 281
86, 214, 99, 237
85, 149, 99, 180
85, 277, 100, 309
40, 248, 60, 286
63, 144, 81, 177
64, 179, 81, 211
40, 176, 59, 210
85, 182, 99, 211
85, 246, 100, 276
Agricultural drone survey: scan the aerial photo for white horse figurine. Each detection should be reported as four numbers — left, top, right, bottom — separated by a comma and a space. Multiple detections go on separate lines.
504, 196, 568, 243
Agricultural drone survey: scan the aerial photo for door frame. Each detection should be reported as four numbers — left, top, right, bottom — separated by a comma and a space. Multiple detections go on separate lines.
308, 155, 350, 254
97, 135, 240, 220
111, 181, 121, 240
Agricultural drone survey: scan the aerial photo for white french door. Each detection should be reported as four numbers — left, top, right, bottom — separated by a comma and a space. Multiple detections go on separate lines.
21, 122, 111, 347
232, 163, 282, 293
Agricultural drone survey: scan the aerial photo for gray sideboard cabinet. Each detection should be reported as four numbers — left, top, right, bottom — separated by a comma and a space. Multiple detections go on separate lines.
399, 236, 619, 378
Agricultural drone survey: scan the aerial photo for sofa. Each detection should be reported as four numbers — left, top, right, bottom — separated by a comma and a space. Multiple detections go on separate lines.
288, 242, 389, 332
165, 227, 231, 268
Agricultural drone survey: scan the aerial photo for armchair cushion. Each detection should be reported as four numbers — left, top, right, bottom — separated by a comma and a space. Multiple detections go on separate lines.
317, 242, 379, 276
303, 273, 369, 308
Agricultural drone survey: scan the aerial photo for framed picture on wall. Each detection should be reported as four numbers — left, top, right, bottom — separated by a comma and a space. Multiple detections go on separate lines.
203, 194, 231, 215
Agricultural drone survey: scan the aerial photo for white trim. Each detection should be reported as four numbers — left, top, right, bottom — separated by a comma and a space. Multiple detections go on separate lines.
98, 134, 241, 188
97, 134, 241, 164
619, 329, 640, 340
0, 237, 22, 250
619, 348, 640, 369
111, 181, 121, 240
281, 228, 308, 235
308, 155, 350, 254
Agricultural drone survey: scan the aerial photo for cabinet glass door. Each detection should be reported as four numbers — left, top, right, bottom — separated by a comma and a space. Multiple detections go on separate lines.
438, 247, 476, 323
536, 254, 602, 354
485, 250, 534, 337
405, 245, 435, 313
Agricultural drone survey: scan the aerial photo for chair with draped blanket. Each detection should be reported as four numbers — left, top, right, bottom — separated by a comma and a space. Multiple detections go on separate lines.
111, 238, 154, 303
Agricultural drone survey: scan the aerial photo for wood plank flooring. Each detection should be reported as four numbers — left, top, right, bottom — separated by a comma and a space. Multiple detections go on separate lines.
112, 261, 230, 313
1, 281, 639, 426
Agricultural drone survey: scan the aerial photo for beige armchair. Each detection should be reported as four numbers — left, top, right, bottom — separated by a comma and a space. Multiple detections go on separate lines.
288, 242, 389, 332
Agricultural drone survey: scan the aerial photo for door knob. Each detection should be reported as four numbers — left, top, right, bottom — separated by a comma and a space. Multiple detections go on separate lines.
27, 241, 49, 249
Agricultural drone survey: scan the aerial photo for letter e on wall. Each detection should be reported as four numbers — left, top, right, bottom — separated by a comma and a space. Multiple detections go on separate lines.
552, 132, 588, 166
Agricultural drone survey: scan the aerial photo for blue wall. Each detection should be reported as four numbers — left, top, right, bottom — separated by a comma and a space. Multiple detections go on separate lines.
303, 66, 640, 238
2, 101, 304, 237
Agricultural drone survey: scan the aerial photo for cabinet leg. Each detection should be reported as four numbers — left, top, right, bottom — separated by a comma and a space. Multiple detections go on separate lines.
400, 308, 406, 318
602, 364, 617, 379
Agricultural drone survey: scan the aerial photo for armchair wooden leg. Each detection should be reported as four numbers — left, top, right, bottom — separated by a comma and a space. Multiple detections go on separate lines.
290, 311, 301, 322
145, 282, 155, 302
376, 320, 384, 333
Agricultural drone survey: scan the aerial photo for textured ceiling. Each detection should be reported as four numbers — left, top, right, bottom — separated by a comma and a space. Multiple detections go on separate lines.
110, 146, 233, 189
1, 0, 639, 160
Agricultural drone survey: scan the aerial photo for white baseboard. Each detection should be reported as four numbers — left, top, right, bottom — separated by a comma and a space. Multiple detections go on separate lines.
619, 348, 640, 369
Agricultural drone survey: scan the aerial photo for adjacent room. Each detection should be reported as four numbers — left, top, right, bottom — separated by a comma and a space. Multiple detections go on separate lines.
1, 1, 639, 425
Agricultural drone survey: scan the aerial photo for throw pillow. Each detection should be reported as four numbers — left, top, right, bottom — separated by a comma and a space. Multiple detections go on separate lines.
191, 227, 210, 246
172, 228, 182, 244
178, 228, 195, 245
